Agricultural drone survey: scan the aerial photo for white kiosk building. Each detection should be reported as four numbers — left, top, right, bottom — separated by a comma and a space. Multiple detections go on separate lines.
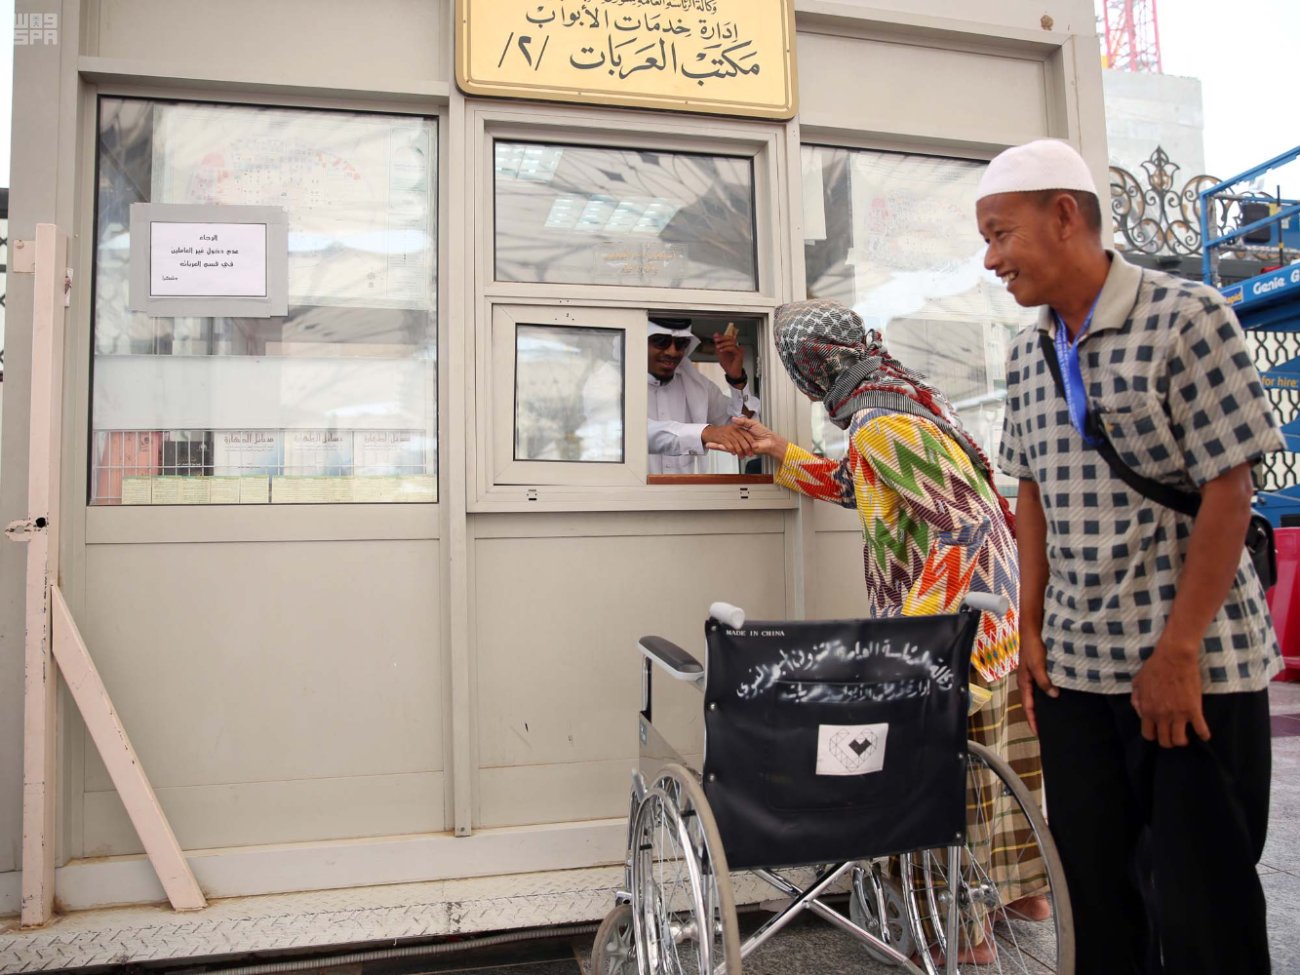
0, 0, 1107, 967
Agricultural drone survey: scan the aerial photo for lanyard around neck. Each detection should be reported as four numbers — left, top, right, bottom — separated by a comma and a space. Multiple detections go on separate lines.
1052, 297, 1102, 447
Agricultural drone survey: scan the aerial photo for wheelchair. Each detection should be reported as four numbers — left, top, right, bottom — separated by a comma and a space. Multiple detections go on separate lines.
592, 595, 1074, 975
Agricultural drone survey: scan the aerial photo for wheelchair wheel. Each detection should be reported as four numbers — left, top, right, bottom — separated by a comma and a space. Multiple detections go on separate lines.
899, 741, 1074, 975
592, 903, 636, 975
630, 764, 741, 975
849, 861, 914, 966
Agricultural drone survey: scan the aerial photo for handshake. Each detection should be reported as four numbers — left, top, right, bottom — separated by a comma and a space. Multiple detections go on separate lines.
703, 416, 789, 460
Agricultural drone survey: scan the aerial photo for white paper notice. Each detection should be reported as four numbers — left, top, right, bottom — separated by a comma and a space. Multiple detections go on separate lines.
816, 723, 889, 776
151, 222, 268, 298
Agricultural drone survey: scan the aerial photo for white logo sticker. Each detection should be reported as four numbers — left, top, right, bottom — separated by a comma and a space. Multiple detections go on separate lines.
816, 723, 889, 776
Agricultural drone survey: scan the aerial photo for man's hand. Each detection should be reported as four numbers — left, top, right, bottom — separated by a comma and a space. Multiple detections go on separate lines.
714, 331, 745, 381
722, 417, 788, 459
1130, 464, 1249, 748
701, 422, 756, 457
1017, 630, 1057, 737
1131, 641, 1210, 748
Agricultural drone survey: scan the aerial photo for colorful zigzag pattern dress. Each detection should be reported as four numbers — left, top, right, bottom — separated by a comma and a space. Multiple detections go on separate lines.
777, 407, 1021, 683
779, 407, 1046, 915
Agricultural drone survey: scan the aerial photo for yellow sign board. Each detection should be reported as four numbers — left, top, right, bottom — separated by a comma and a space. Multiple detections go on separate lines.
456, 0, 797, 120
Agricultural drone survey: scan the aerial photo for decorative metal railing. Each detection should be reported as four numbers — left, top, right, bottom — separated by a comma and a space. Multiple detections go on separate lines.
1111, 148, 1299, 494
1111, 145, 1298, 265
1247, 331, 1300, 494
1110, 147, 1220, 256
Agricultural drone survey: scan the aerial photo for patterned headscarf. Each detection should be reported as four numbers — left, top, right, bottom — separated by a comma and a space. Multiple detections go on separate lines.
774, 299, 1015, 531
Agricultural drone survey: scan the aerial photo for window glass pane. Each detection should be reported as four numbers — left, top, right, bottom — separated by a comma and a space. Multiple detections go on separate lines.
91, 98, 438, 505
802, 147, 1033, 492
515, 325, 625, 463
495, 142, 757, 290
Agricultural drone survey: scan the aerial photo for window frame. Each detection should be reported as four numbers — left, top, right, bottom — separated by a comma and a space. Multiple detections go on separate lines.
81, 87, 447, 544
87, 93, 441, 511
475, 105, 786, 305
490, 138, 761, 293
491, 304, 647, 487
466, 101, 799, 513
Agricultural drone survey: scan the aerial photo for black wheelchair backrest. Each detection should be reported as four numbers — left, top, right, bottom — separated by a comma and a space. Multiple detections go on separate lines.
701, 609, 979, 870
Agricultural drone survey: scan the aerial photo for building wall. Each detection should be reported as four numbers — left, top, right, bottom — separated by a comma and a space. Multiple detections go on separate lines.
0, 0, 1105, 914
1103, 68, 1207, 178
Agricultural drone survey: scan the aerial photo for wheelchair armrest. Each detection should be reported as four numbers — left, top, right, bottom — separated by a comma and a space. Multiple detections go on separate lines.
637, 636, 705, 681
962, 592, 1010, 616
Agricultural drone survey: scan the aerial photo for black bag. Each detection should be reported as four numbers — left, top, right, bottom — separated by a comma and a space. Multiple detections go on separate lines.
1039, 332, 1277, 589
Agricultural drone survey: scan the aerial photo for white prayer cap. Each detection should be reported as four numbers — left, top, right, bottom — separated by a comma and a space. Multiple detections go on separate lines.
975, 139, 1097, 202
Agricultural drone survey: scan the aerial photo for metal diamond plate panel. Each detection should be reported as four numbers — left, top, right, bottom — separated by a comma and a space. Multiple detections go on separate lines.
0, 868, 623, 973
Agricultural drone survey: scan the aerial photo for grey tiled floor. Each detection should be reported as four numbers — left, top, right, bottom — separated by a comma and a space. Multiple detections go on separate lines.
570, 912, 1057, 975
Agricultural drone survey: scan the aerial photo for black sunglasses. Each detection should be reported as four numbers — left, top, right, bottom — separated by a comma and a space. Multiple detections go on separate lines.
649, 334, 692, 351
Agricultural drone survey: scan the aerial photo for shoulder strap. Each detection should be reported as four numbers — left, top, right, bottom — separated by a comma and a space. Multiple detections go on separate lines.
1037, 331, 1200, 518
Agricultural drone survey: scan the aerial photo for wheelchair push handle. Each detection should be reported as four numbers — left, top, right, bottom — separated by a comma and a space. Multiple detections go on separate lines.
709, 601, 746, 629
962, 591, 1009, 616
707, 598, 1002, 624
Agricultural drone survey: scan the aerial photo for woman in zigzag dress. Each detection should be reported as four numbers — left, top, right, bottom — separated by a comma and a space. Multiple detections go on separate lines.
729, 298, 1049, 963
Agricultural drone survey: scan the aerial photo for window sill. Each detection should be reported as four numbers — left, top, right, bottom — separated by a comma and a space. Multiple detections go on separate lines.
647, 475, 775, 486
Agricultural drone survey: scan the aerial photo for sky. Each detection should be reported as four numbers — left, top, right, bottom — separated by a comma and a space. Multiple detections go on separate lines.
0, 0, 1295, 191
1154, 0, 1300, 192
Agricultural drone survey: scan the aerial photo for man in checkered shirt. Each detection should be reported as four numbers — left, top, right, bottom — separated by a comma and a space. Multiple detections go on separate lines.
980, 140, 1283, 974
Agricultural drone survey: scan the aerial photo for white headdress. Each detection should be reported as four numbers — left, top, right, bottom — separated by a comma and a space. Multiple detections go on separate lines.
975, 139, 1098, 202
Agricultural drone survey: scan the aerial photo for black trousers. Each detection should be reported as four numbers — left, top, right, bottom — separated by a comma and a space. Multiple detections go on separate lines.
1034, 687, 1272, 975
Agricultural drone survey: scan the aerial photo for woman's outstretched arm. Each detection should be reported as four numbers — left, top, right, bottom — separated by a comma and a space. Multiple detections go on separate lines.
725, 417, 857, 509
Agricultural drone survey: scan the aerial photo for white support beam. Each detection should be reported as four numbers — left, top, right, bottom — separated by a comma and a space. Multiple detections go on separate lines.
50, 588, 207, 912
17, 224, 68, 928
18, 525, 55, 929
13, 224, 206, 924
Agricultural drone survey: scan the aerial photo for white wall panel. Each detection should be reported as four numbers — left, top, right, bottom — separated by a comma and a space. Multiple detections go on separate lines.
80, 540, 443, 852
478, 762, 631, 831
797, 31, 1050, 147
807, 531, 872, 620
796, 0, 1098, 36
89, 0, 448, 87
473, 521, 787, 828
83, 772, 444, 856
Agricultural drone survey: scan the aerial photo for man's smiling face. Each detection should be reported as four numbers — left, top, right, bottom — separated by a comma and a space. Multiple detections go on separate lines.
977, 191, 1068, 309
648, 333, 691, 381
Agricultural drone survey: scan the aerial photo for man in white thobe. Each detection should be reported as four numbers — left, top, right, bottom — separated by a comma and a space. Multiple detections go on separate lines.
647, 317, 760, 474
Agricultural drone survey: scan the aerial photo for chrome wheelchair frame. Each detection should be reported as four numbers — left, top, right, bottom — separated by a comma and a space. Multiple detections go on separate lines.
592, 596, 1074, 975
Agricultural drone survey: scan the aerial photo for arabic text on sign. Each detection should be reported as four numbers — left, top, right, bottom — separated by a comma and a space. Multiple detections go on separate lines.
498, 3, 763, 85
149, 222, 269, 298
